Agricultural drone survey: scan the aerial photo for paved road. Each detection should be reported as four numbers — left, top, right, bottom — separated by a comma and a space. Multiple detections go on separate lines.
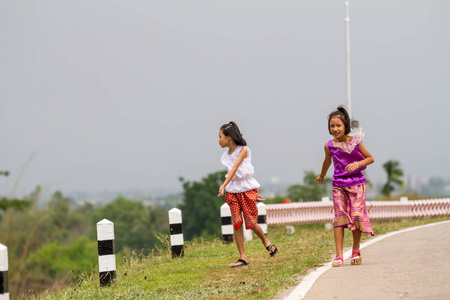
282, 221, 450, 300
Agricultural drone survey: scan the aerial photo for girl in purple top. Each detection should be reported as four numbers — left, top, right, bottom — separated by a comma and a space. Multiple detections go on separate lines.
315, 106, 375, 267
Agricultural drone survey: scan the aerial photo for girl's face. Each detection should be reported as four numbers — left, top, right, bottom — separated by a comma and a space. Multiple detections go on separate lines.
329, 116, 347, 140
218, 130, 232, 148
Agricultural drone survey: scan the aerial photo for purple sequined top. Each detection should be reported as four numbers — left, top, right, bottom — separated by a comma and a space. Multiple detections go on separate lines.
327, 133, 366, 188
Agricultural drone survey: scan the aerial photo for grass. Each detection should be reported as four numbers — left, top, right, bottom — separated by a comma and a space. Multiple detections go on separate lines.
34, 216, 450, 300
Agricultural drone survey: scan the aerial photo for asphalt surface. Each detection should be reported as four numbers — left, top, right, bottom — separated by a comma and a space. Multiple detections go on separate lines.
280, 221, 450, 300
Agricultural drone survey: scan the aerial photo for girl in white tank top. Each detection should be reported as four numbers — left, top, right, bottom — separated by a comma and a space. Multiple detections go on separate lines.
217, 121, 278, 267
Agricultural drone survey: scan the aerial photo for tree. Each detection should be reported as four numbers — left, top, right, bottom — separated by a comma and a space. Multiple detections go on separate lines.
179, 170, 227, 240
0, 171, 31, 220
288, 170, 332, 202
91, 196, 169, 252
26, 236, 97, 277
381, 160, 404, 197
0, 197, 32, 219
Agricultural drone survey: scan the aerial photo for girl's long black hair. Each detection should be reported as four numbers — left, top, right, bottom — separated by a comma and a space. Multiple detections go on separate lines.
328, 106, 351, 134
220, 121, 247, 146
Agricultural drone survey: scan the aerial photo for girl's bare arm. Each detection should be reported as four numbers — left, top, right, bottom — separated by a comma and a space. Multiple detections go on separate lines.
345, 142, 375, 172
315, 143, 332, 184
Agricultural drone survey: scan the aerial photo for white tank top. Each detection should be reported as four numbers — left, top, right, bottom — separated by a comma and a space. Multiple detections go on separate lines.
220, 146, 260, 193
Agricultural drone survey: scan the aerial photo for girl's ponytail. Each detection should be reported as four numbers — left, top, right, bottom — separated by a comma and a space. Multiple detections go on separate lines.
220, 121, 247, 146
328, 106, 352, 134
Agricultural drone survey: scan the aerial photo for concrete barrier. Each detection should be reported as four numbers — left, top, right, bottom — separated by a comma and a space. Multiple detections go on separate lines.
265, 198, 450, 227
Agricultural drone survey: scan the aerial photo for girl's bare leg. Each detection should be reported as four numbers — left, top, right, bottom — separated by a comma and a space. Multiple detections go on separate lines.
251, 223, 277, 254
352, 230, 361, 251
334, 226, 345, 258
251, 223, 270, 247
230, 225, 246, 266
351, 230, 362, 264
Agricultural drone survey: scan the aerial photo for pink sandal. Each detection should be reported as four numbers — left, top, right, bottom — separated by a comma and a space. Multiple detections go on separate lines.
351, 251, 362, 265
332, 257, 343, 267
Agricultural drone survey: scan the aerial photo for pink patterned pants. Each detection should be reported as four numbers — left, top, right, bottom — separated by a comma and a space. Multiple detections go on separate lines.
332, 184, 374, 236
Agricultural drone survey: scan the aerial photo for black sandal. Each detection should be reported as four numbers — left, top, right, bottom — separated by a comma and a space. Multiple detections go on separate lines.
230, 259, 249, 268
266, 244, 278, 257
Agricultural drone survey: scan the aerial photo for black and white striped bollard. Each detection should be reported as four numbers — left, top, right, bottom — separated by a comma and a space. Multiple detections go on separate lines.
169, 208, 184, 258
97, 219, 116, 286
257, 202, 268, 236
220, 203, 233, 242
0, 244, 8, 300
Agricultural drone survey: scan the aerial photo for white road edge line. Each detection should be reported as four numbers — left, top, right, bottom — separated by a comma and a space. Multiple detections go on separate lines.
284, 220, 450, 300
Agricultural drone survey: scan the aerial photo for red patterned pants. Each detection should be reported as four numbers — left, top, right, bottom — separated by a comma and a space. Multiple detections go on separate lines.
224, 188, 259, 230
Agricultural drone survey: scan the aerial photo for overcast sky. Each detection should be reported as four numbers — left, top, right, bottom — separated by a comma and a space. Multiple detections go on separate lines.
1, 1, 449, 199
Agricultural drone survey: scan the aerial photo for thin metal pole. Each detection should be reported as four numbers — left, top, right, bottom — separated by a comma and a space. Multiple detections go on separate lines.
345, 0, 352, 118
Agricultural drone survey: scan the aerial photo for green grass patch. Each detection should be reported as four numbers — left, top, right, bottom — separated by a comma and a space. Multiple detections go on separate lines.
34, 216, 450, 300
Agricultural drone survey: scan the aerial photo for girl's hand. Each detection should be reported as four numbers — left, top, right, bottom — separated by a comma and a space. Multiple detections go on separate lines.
218, 185, 225, 197
345, 162, 358, 173
256, 194, 265, 202
315, 175, 326, 184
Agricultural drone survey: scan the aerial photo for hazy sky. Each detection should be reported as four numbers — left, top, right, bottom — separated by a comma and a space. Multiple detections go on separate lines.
2, 1, 449, 198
